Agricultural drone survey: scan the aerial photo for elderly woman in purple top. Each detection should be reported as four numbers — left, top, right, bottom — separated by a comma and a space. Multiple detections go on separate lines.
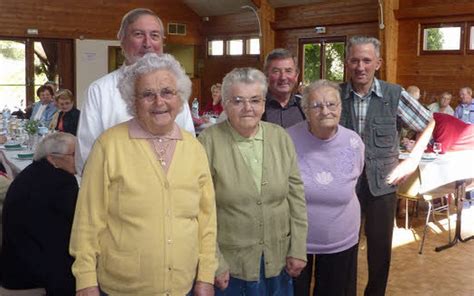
287, 80, 365, 296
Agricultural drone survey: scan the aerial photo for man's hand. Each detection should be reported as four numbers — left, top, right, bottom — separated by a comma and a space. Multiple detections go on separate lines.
76, 286, 100, 296
194, 281, 215, 296
214, 270, 230, 291
386, 158, 419, 185
285, 257, 306, 277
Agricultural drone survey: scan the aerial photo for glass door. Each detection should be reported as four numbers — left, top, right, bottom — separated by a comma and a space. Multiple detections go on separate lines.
299, 37, 346, 85
0, 37, 74, 112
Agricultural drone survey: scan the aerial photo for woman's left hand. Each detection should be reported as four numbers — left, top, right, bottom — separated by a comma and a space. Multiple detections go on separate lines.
193, 281, 214, 296
285, 257, 306, 277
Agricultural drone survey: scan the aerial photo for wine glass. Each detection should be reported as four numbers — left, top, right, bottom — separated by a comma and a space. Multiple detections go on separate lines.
433, 142, 442, 156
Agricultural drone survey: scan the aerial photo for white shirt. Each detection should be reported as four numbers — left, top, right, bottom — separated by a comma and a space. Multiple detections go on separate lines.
32, 104, 47, 121
75, 66, 195, 174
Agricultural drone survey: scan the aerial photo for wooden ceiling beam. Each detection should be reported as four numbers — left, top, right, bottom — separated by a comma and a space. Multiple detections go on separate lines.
395, 3, 474, 20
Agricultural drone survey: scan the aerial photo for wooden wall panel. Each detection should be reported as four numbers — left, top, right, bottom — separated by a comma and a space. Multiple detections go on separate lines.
397, 16, 474, 105
275, 23, 378, 63
200, 56, 261, 105
274, 0, 379, 80
0, 0, 202, 44
273, 0, 378, 30
202, 11, 260, 37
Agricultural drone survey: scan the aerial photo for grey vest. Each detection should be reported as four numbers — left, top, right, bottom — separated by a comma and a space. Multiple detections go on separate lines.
339, 80, 402, 196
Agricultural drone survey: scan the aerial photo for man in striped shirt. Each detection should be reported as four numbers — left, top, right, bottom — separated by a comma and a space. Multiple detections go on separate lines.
340, 36, 434, 296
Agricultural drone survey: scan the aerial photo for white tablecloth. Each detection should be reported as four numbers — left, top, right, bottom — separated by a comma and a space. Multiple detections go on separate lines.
0, 146, 32, 172
418, 150, 474, 194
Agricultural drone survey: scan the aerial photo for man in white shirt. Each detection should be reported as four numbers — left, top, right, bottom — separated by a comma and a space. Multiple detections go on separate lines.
75, 8, 195, 174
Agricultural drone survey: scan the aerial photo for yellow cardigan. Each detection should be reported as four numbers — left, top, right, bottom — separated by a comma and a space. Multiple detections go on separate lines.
70, 122, 217, 295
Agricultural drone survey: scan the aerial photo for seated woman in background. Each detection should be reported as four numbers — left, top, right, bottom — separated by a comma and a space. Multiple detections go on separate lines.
427, 92, 454, 116
288, 80, 365, 296
30, 85, 57, 126
200, 83, 224, 117
50, 89, 81, 135
0, 132, 78, 296
199, 67, 307, 295
70, 53, 216, 296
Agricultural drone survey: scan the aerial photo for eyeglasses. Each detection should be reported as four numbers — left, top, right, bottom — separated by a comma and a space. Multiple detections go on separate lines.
137, 88, 178, 102
129, 30, 163, 41
51, 152, 75, 157
229, 96, 265, 108
307, 101, 340, 112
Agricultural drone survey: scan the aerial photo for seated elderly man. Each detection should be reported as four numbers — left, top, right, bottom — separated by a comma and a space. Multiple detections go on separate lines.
1, 132, 78, 295
455, 87, 474, 124
428, 92, 454, 115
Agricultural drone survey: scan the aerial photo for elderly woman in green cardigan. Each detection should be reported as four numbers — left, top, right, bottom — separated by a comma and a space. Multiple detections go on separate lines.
198, 67, 307, 295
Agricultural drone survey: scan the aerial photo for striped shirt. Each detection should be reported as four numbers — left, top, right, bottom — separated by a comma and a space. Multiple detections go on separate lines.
351, 78, 432, 138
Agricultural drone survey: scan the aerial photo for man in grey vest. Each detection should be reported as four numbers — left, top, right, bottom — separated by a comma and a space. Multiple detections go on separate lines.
339, 36, 434, 296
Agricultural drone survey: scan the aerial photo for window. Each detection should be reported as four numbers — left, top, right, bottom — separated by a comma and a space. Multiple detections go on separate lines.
246, 38, 260, 55
227, 39, 243, 55
299, 37, 346, 84
468, 23, 474, 53
207, 37, 259, 57
420, 23, 463, 54
208, 40, 224, 56
0, 38, 74, 110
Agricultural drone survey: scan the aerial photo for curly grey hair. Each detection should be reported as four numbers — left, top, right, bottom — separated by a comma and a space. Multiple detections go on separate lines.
34, 132, 75, 161
118, 53, 192, 116
346, 36, 381, 58
221, 67, 268, 105
301, 79, 341, 109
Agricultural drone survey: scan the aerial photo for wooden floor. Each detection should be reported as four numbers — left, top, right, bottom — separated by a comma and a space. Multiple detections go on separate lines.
356, 199, 474, 296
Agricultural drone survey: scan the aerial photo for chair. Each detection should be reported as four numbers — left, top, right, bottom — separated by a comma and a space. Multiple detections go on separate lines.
396, 168, 452, 254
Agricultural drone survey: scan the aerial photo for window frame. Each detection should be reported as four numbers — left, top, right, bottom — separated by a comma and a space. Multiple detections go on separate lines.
207, 39, 225, 57
206, 36, 260, 57
420, 23, 464, 55
467, 22, 474, 54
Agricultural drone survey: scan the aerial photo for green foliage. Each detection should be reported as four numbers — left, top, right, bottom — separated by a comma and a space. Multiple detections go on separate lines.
0, 41, 24, 60
303, 41, 345, 84
324, 42, 345, 82
303, 44, 321, 84
24, 120, 39, 135
426, 28, 444, 50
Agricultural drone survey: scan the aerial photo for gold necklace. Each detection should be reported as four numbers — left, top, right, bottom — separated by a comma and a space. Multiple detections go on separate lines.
152, 137, 171, 167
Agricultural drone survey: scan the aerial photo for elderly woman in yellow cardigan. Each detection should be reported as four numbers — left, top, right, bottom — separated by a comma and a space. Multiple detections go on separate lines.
198, 67, 307, 295
70, 53, 217, 296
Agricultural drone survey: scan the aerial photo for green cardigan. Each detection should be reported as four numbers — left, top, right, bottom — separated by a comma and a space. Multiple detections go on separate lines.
198, 121, 307, 281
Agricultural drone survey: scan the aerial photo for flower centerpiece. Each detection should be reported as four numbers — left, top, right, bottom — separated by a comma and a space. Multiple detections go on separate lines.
24, 120, 39, 135
24, 120, 40, 150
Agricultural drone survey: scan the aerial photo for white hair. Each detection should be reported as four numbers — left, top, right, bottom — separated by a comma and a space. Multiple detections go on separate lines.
221, 67, 268, 104
301, 79, 341, 108
118, 53, 192, 116
33, 132, 75, 161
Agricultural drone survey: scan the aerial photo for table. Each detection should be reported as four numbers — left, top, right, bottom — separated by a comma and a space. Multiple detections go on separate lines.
399, 150, 474, 252
0, 145, 32, 172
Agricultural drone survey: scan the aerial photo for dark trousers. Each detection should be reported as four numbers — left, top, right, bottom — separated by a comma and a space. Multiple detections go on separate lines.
293, 243, 358, 296
358, 173, 397, 296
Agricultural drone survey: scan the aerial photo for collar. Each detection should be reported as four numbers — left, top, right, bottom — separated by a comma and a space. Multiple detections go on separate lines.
128, 118, 182, 140
343, 78, 383, 100
266, 92, 299, 108
226, 120, 264, 142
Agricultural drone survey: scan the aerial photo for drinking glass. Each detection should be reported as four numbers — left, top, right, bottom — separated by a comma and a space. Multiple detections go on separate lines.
433, 142, 442, 156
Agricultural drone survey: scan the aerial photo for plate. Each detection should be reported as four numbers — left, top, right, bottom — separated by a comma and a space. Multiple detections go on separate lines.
14, 156, 33, 160
4, 146, 25, 151
421, 153, 437, 160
